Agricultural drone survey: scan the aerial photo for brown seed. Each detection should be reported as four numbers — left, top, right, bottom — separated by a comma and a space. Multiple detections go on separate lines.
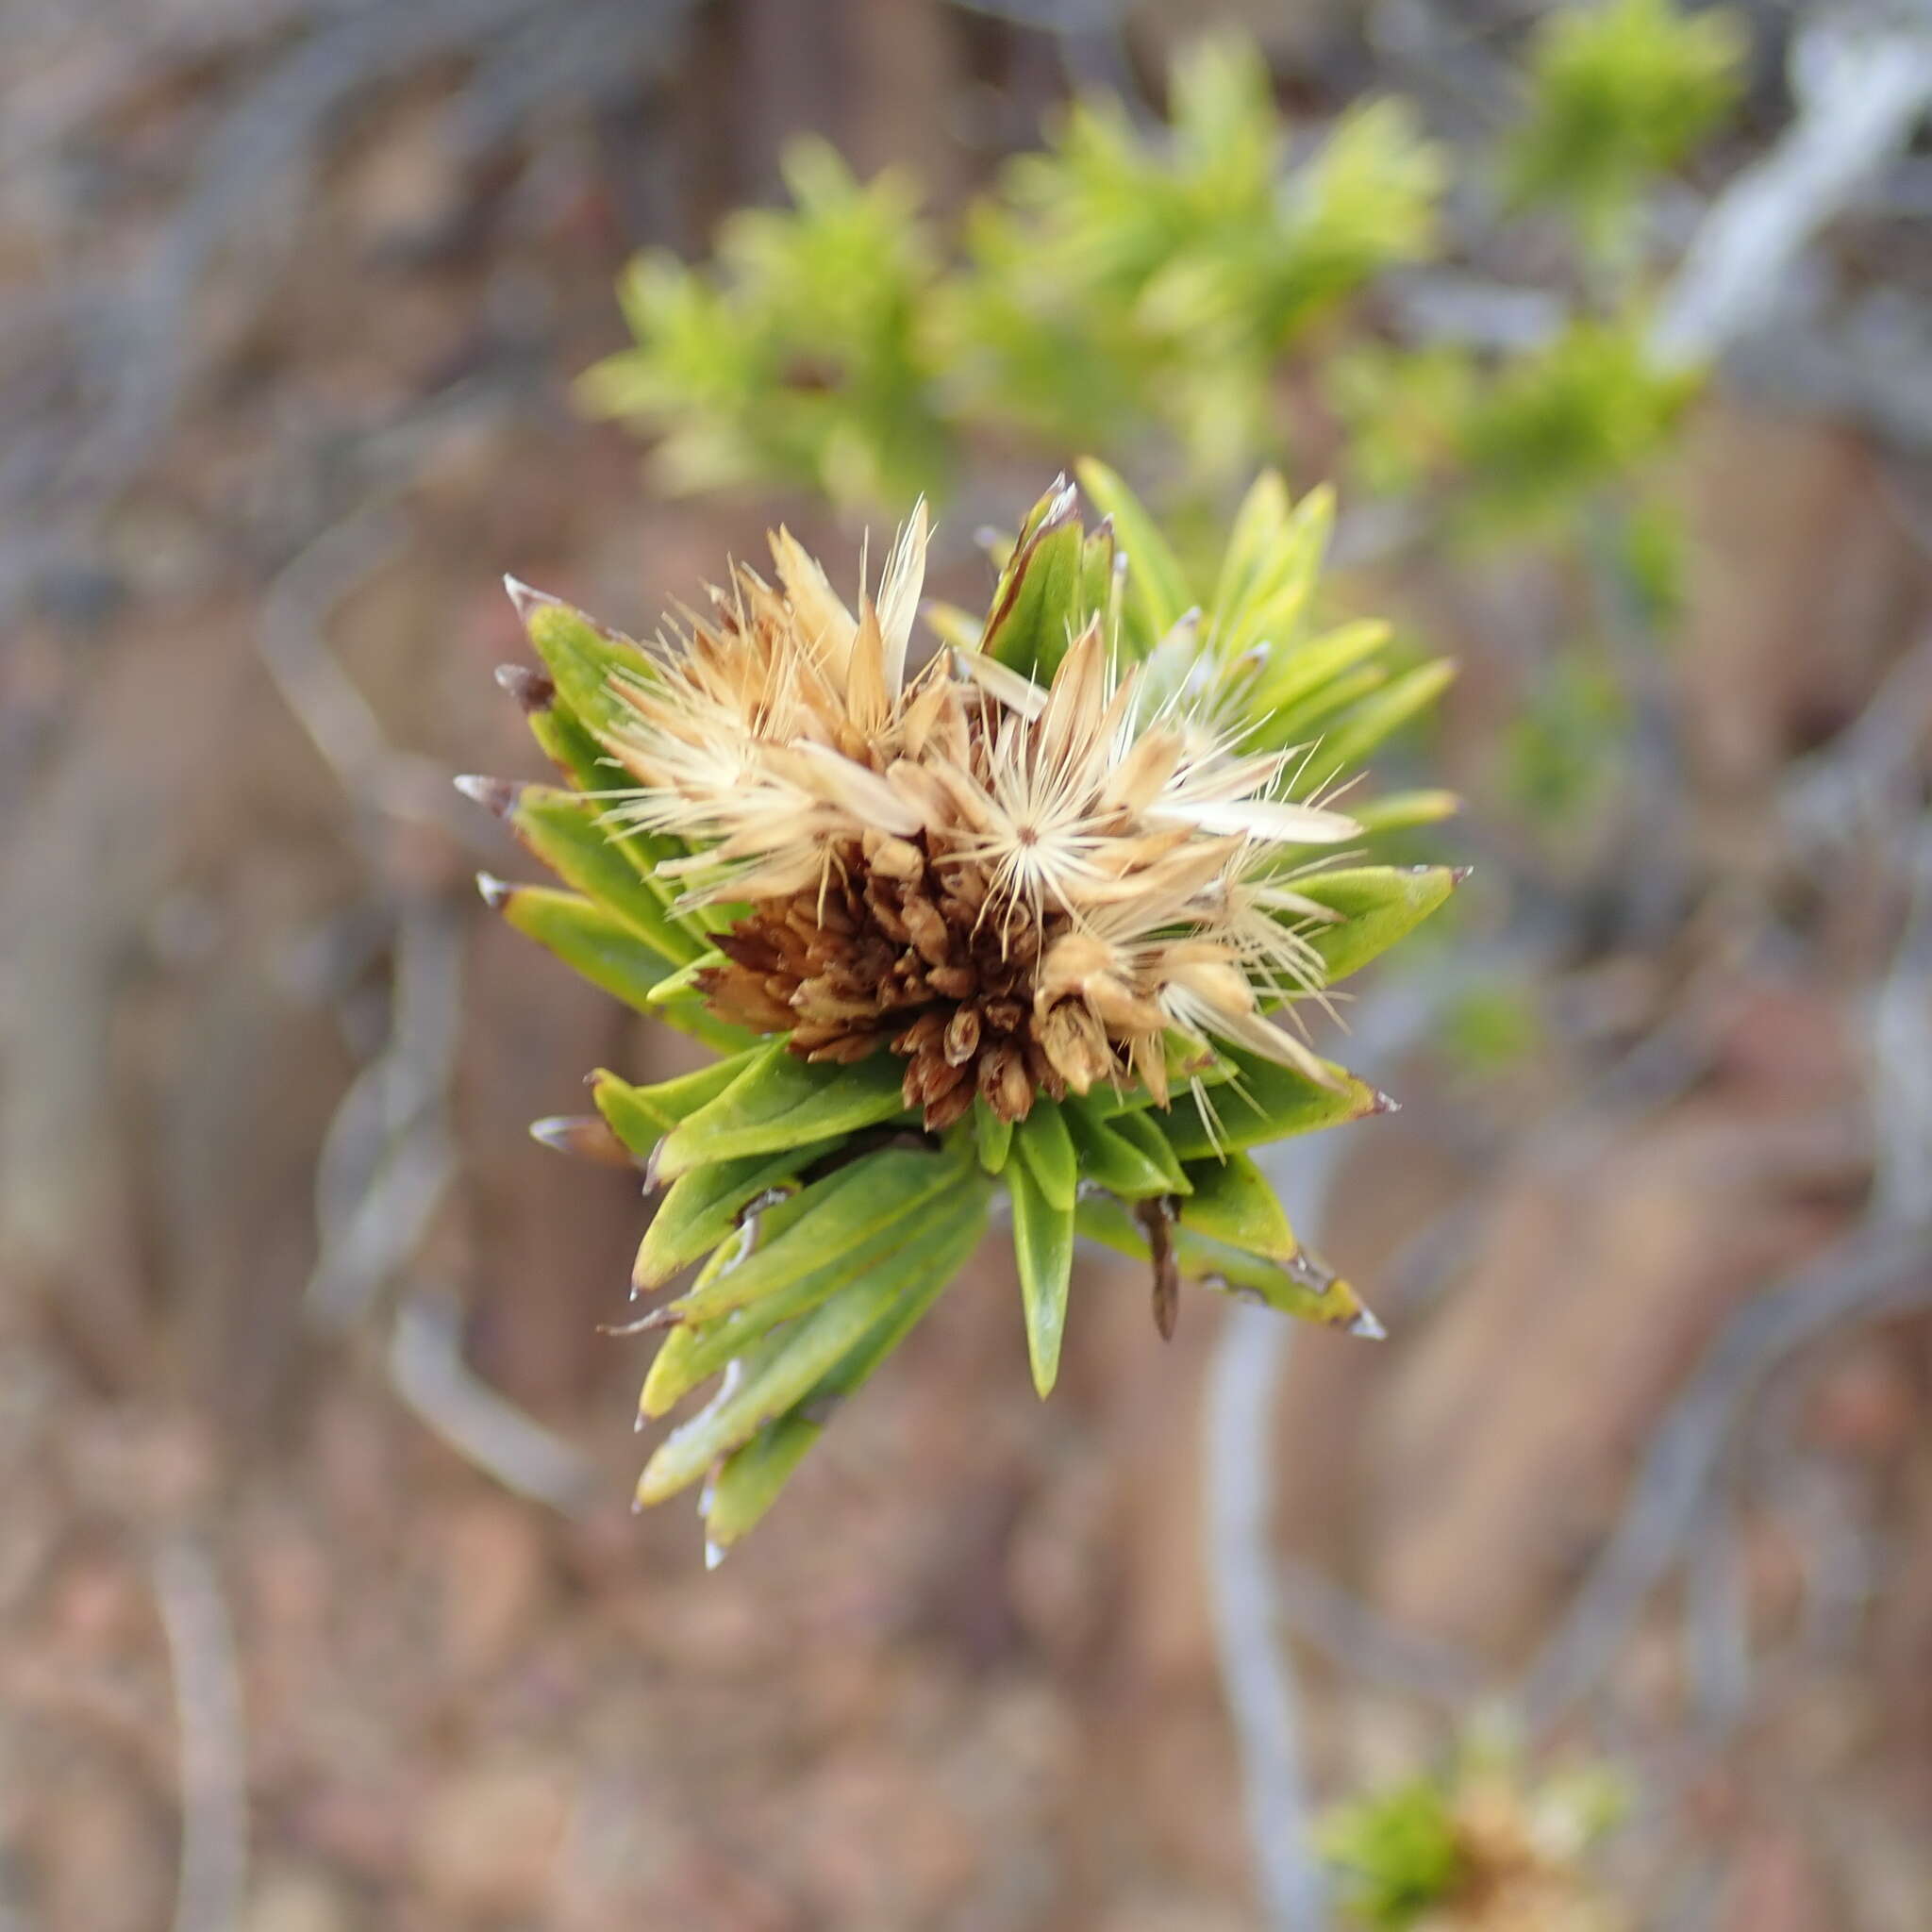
807, 1033, 879, 1065
979, 1043, 1034, 1123
901, 894, 952, 966
893, 1009, 947, 1057
943, 1008, 981, 1066
924, 1082, 975, 1132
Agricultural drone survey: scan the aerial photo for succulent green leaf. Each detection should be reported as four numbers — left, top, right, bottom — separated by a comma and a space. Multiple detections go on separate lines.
1212, 476, 1338, 661
641, 949, 725, 1008
503, 783, 706, 965
591, 1052, 764, 1158
982, 486, 1084, 682
1074, 458, 1191, 652
1161, 1048, 1386, 1159
631, 1134, 847, 1288
492, 886, 671, 1017
1063, 1097, 1192, 1195
1062, 1106, 1174, 1199
1350, 789, 1460, 835
1008, 1158, 1075, 1397
517, 594, 658, 742
1269, 663, 1391, 750
1177, 1150, 1296, 1260
672, 1145, 963, 1323
1078, 517, 1121, 648
701, 1187, 991, 1548
1102, 1104, 1196, 1192
973, 1096, 1013, 1174
1248, 618, 1393, 724
637, 1175, 991, 1501
525, 696, 615, 794
1291, 865, 1461, 982
654, 1046, 913, 1178
1307, 658, 1457, 780
1075, 1195, 1374, 1331
1210, 470, 1291, 635
1012, 1100, 1077, 1212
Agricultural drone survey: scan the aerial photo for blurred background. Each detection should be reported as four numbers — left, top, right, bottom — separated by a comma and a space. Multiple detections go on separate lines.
4, 0, 1932, 1926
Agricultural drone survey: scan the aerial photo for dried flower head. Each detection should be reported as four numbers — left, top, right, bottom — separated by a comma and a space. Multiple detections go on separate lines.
466, 464, 1459, 1550
600, 501, 1361, 1133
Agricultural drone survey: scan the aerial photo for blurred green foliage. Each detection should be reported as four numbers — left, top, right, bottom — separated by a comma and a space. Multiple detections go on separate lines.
580, 13, 1737, 531
1502, 0, 1746, 256
1322, 1776, 1468, 1929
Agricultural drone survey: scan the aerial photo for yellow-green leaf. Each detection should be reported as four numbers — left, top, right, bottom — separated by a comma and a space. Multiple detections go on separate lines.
1075, 1195, 1377, 1332
655, 1046, 912, 1178
1008, 1158, 1074, 1397
1177, 1151, 1296, 1260
1162, 1048, 1388, 1159
1012, 1100, 1077, 1212
1074, 458, 1191, 652
1292, 865, 1461, 982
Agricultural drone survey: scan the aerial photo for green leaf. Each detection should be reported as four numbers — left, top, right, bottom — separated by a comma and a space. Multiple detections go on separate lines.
631, 1135, 847, 1288
1307, 659, 1457, 780
1269, 664, 1390, 750
1075, 1195, 1374, 1331
1008, 1158, 1075, 1396
1074, 458, 1191, 652
973, 1096, 1013, 1174
1079, 517, 1122, 649
491, 885, 671, 1016
500, 782, 705, 966
1291, 865, 1461, 983
1062, 1107, 1173, 1199
1210, 469, 1291, 638
1177, 1151, 1296, 1260
637, 1176, 991, 1501
701, 1188, 991, 1548
640, 949, 725, 1008
591, 1052, 763, 1158
1012, 1100, 1077, 1212
1249, 618, 1393, 723
1212, 477, 1339, 661
982, 486, 1084, 681
654, 1046, 913, 1178
1064, 1099, 1191, 1198
525, 696, 615, 794
1350, 789, 1460, 835
515, 592, 659, 743
1161, 1048, 1387, 1159
1103, 1106, 1195, 1192
672, 1145, 963, 1323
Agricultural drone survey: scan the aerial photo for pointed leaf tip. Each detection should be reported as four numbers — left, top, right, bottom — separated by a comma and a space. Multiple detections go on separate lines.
503, 575, 561, 622
1451, 865, 1475, 885
1348, 1308, 1388, 1341
454, 773, 520, 816
494, 663, 555, 713
1371, 1090, 1401, 1115
528, 1114, 634, 1166
475, 871, 511, 908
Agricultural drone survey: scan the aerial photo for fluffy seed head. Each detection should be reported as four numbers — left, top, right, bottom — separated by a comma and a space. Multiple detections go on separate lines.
601, 508, 1360, 1124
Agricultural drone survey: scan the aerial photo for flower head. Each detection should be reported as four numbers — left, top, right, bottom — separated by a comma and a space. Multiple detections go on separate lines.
602, 504, 1359, 1129
470, 465, 1459, 1548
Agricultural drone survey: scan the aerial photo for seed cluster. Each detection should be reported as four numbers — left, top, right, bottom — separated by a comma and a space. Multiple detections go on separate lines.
604, 504, 1362, 1124
698, 833, 1099, 1129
